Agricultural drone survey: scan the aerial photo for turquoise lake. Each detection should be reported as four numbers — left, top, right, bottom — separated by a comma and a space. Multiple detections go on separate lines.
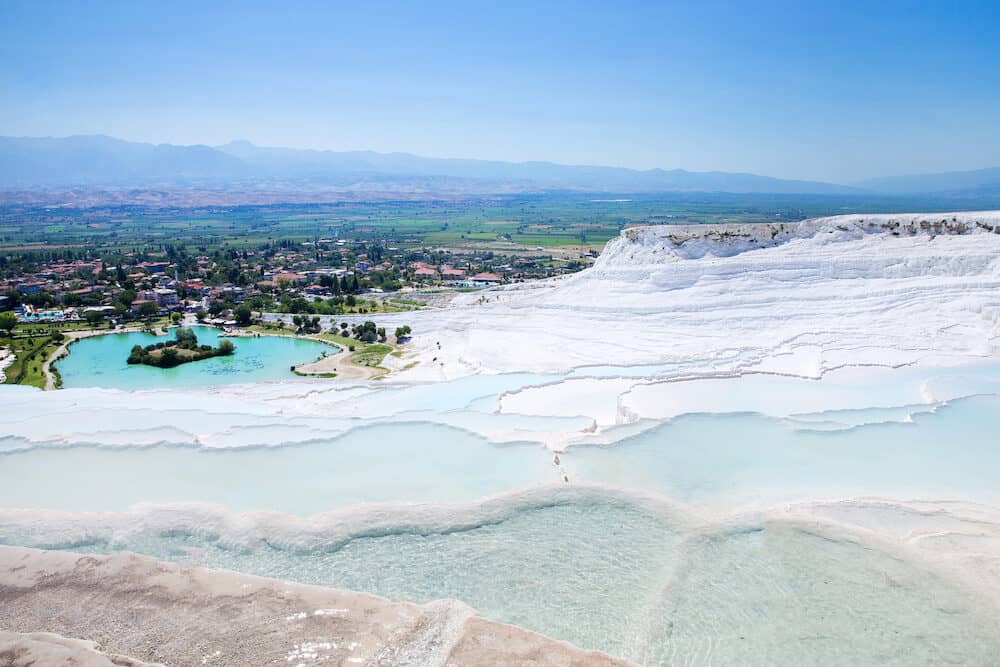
56, 326, 333, 389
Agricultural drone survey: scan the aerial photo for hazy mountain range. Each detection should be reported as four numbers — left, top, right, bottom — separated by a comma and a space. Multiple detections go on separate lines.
1, 135, 998, 197
855, 167, 1000, 195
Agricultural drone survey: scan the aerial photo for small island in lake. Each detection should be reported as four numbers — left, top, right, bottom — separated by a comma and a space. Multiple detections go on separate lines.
127, 327, 235, 368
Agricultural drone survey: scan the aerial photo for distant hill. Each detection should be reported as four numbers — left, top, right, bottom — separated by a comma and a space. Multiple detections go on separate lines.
857, 167, 1000, 195
0, 135, 249, 185
0, 135, 857, 195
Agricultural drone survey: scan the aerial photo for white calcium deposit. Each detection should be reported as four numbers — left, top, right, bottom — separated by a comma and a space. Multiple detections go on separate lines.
409, 211, 1000, 377
3, 212, 1000, 454
3, 212, 1000, 665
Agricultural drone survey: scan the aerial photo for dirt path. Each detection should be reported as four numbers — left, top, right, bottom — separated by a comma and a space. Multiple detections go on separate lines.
292, 346, 381, 380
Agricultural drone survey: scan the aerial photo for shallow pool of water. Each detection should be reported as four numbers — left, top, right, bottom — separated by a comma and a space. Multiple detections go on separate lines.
14, 489, 999, 666
0, 422, 558, 513
4, 360, 1000, 664
567, 395, 1000, 507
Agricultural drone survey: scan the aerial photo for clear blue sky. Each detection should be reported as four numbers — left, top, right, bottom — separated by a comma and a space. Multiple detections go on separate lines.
1, 0, 998, 183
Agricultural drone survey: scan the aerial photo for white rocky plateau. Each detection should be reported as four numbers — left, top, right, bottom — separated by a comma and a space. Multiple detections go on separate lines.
2, 210, 1000, 665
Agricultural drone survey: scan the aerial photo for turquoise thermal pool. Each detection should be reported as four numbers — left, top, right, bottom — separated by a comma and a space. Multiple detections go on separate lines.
55, 326, 332, 389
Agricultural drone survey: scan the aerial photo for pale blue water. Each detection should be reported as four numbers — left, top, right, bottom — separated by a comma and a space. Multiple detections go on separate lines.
56, 326, 332, 389
567, 395, 1000, 507
3, 365, 1000, 664
0, 423, 558, 513
0, 395, 997, 514
10, 488, 1000, 665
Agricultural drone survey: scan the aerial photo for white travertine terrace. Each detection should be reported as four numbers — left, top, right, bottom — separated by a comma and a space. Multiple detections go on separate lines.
3, 212, 1000, 455
3, 212, 1000, 665
401, 211, 1000, 379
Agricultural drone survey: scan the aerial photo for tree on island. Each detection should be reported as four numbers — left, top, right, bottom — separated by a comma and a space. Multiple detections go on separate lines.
394, 325, 412, 341
0, 311, 17, 336
127, 327, 235, 368
174, 327, 198, 347
159, 347, 179, 366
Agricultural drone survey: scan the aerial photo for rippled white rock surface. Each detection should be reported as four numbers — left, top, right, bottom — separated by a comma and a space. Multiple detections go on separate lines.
2, 212, 1000, 665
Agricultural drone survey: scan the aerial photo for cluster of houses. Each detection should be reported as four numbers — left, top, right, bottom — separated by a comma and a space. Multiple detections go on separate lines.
1, 256, 222, 321
408, 262, 503, 286
2, 236, 579, 322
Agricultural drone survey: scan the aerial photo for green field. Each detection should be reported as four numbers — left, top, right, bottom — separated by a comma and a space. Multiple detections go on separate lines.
3, 191, 980, 258
1, 333, 62, 389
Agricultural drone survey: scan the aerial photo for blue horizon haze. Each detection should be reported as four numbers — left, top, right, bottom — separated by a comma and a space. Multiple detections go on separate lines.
1, 0, 999, 183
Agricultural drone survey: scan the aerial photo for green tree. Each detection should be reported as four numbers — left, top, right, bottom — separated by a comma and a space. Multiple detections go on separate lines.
139, 301, 159, 318
170, 312, 183, 325
159, 348, 180, 367
115, 289, 137, 310
234, 304, 253, 327
127, 344, 144, 364
217, 339, 235, 355
174, 327, 198, 348
356, 320, 378, 343
0, 311, 16, 335
84, 310, 104, 326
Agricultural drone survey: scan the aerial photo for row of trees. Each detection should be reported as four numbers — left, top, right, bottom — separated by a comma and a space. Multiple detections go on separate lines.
291, 314, 322, 334
282, 316, 412, 345
274, 294, 381, 316
316, 273, 362, 294
347, 320, 385, 343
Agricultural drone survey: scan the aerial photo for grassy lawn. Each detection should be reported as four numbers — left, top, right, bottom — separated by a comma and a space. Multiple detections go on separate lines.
1, 317, 189, 390
17, 320, 98, 334
1, 333, 63, 389
15, 317, 174, 337
350, 343, 393, 368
